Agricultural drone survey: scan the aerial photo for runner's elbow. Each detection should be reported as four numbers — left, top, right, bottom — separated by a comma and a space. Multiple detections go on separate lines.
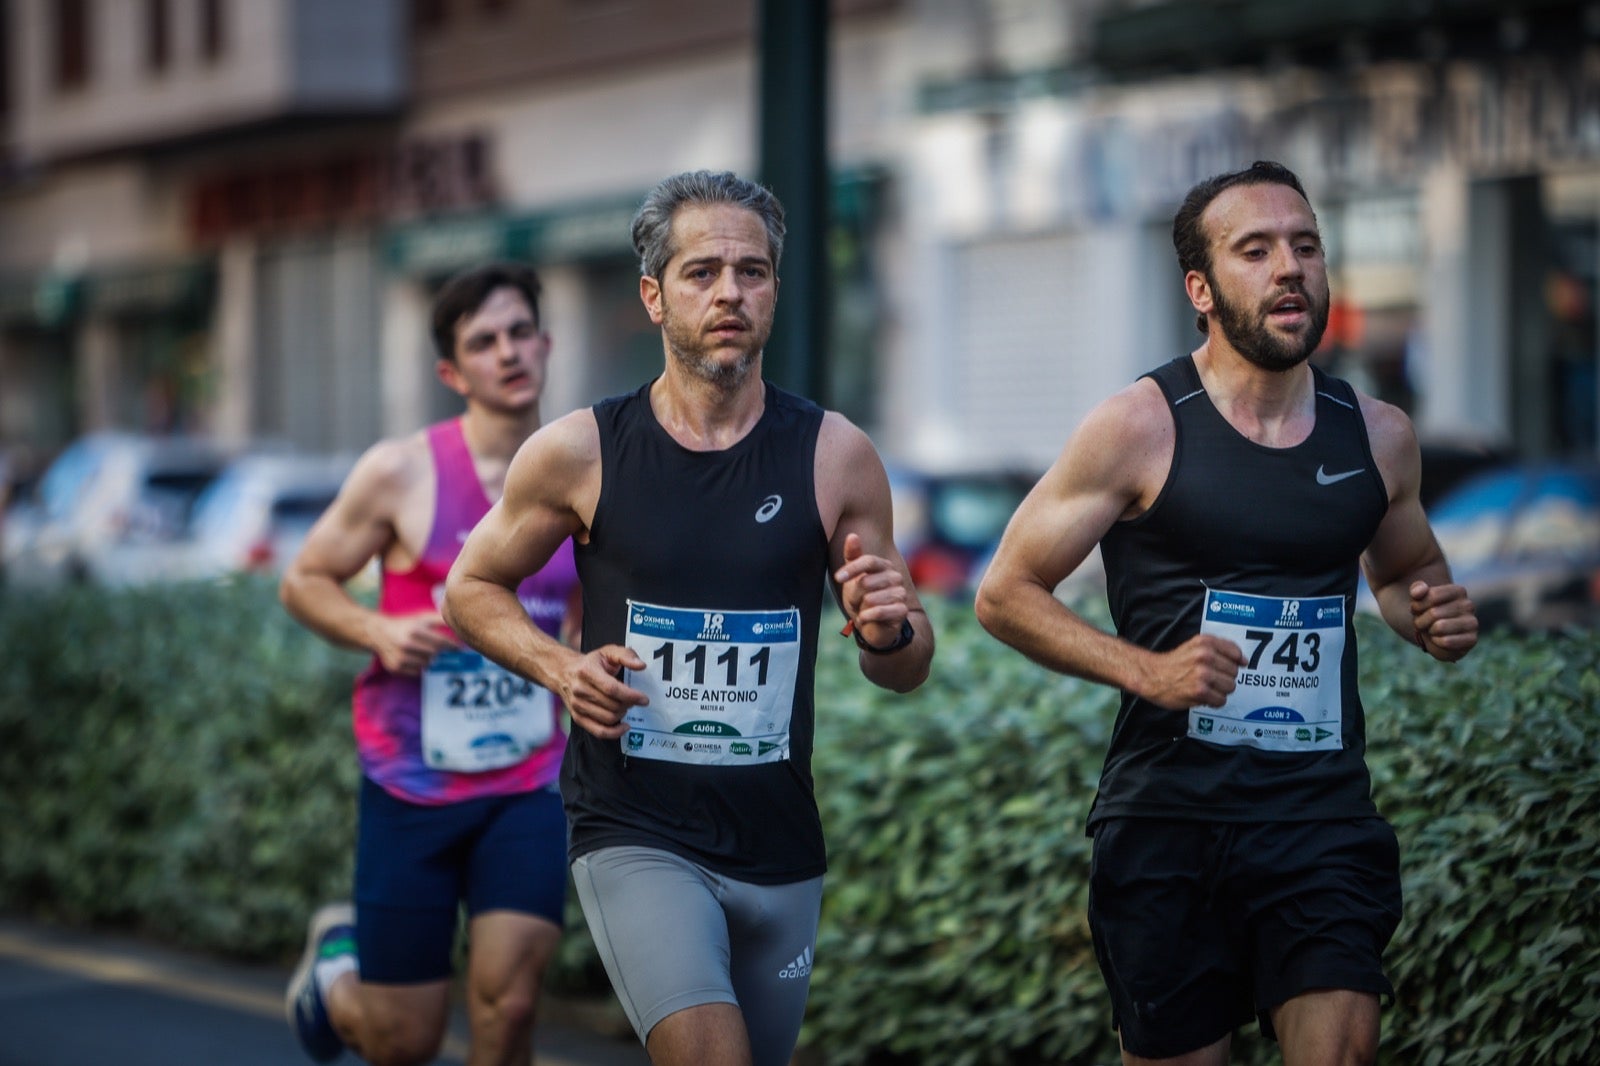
974, 579, 1012, 639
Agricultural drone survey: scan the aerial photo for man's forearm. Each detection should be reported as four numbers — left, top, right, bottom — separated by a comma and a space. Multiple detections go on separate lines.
977, 580, 1145, 694
444, 575, 571, 686
280, 571, 376, 653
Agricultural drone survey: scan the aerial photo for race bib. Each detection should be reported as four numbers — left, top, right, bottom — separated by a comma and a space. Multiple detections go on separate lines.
620, 600, 801, 766
421, 650, 554, 772
1191, 588, 1345, 752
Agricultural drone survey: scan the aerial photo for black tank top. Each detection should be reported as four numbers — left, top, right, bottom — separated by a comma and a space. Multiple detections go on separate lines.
564, 380, 830, 882
1090, 356, 1388, 827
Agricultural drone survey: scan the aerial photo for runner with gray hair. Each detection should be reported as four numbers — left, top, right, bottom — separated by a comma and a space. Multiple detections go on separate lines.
630, 169, 786, 280
444, 170, 934, 1066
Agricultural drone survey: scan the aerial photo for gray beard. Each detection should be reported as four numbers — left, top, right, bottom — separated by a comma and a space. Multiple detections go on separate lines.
667, 340, 758, 389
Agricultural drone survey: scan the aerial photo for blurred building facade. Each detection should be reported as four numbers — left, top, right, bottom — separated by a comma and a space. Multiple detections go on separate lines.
2, 0, 1598, 482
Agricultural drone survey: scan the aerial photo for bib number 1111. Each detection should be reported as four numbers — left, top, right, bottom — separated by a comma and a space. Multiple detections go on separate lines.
650, 642, 772, 687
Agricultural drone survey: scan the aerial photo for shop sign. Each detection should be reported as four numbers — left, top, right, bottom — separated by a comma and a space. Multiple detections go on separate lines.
1087, 48, 1600, 214
385, 195, 638, 275
85, 260, 213, 317
189, 133, 497, 241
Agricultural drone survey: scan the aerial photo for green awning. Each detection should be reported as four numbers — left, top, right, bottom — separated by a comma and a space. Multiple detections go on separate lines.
1089, 0, 1586, 76
0, 273, 82, 328
84, 258, 214, 318
384, 196, 640, 276
386, 169, 889, 277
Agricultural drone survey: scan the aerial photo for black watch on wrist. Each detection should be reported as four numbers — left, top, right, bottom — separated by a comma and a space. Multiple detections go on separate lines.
853, 617, 915, 655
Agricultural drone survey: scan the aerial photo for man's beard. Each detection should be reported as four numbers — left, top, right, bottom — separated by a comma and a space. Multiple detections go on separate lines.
661, 299, 767, 388
1209, 273, 1330, 372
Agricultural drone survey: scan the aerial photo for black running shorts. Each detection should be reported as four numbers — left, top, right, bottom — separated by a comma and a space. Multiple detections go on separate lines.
1087, 816, 1403, 1060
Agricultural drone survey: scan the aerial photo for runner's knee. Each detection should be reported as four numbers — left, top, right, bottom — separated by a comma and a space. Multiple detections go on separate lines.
360, 996, 448, 1066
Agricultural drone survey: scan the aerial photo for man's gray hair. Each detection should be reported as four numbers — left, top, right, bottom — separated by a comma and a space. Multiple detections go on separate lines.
630, 170, 786, 279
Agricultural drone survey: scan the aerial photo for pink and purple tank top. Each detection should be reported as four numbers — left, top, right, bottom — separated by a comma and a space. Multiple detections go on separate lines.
352, 418, 578, 805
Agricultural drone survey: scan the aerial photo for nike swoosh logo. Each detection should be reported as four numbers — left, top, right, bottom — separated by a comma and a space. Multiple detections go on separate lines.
1316, 465, 1364, 486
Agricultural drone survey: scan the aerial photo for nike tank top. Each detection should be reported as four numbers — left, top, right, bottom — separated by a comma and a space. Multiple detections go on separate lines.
566, 380, 830, 883
1090, 356, 1388, 827
352, 417, 577, 805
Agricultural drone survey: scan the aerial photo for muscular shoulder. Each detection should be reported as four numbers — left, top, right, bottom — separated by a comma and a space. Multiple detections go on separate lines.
340, 431, 431, 518
815, 410, 890, 537
1355, 390, 1420, 501
817, 410, 891, 496
504, 407, 602, 527
1092, 377, 1171, 444
520, 407, 600, 472
1066, 377, 1174, 508
816, 409, 875, 467
1355, 390, 1418, 459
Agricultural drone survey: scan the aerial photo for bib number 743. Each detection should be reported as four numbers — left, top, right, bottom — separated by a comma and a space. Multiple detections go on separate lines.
1241, 629, 1322, 674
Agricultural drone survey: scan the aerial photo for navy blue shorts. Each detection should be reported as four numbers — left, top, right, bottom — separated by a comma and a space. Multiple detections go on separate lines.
1087, 816, 1402, 1060
353, 778, 567, 984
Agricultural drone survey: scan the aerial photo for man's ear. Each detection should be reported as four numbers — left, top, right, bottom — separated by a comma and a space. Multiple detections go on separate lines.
436, 358, 468, 396
640, 274, 665, 325
1184, 269, 1213, 319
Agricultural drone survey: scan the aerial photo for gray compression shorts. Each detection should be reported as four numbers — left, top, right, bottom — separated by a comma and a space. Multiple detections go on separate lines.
571, 845, 824, 1066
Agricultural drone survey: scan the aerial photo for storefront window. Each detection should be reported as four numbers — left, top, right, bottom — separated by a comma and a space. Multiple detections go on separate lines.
1316, 196, 1424, 417
1545, 217, 1598, 453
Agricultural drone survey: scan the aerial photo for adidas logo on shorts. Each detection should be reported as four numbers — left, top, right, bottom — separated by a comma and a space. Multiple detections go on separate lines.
778, 947, 813, 980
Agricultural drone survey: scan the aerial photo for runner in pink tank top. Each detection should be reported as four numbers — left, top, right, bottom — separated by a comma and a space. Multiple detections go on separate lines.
279, 263, 578, 1066
352, 416, 576, 805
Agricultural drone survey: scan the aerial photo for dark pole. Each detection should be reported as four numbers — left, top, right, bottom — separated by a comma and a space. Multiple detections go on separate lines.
757, 0, 829, 403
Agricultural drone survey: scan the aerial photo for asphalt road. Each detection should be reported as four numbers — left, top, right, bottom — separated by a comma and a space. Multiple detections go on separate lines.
0, 918, 648, 1066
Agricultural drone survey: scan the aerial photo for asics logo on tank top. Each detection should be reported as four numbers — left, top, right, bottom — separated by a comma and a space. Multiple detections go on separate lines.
1316, 465, 1364, 486
778, 946, 813, 979
755, 494, 783, 523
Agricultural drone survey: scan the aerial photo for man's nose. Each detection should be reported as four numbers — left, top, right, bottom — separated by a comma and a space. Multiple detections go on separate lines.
712, 267, 743, 303
1272, 242, 1304, 280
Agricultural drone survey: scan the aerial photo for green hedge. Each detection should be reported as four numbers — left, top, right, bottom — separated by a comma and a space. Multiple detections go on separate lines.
0, 577, 362, 957
1, 581, 1596, 1064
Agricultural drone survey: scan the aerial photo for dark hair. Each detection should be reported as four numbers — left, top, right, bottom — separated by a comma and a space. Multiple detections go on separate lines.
1172, 160, 1312, 276
630, 170, 786, 279
1171, 160, 1313, 333
429, 262, 543, 362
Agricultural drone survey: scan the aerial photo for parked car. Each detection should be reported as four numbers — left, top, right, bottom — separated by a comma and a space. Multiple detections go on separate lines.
1424, 461, 1600, 631
1419, 435, 1516, 511
182, 452, 354, 579
888, 465, 1039, 596
2, 432, 242, 588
